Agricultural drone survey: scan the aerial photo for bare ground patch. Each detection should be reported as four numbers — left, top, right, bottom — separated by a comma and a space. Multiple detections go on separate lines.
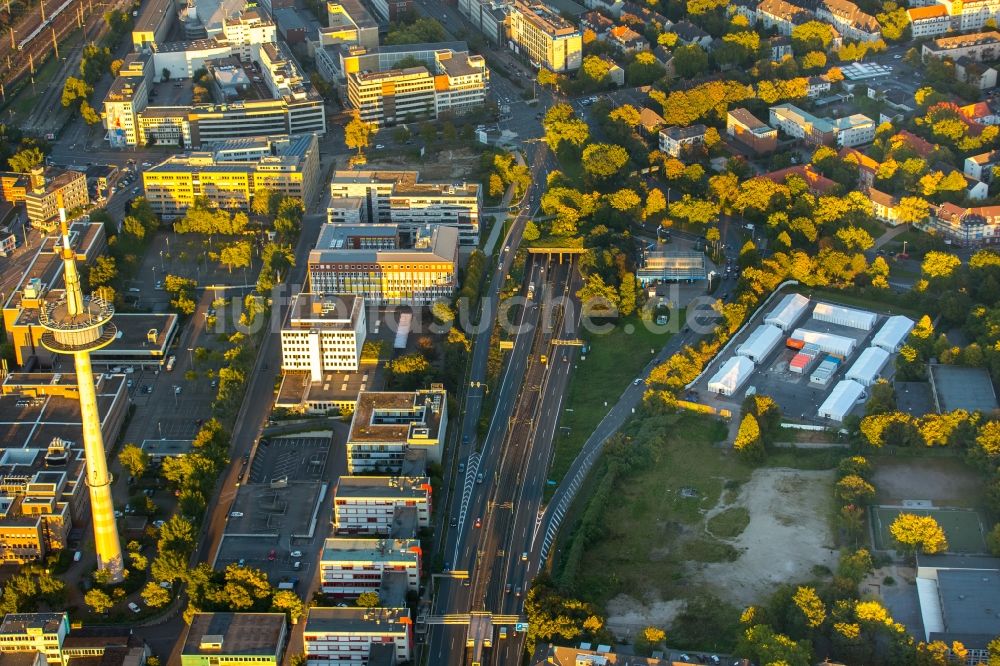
872, 457, 984, 507
606, 595, 687, 638
695, 467, 838, 607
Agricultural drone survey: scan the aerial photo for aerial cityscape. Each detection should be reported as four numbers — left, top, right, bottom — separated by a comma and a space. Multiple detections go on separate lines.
0, 0, 997, 660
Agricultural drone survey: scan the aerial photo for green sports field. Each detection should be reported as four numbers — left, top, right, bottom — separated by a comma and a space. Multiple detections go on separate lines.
871, 506, 989, 554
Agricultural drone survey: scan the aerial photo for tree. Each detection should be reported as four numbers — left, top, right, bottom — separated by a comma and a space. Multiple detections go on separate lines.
673, 44, 709, 78
645, 188, 666, 219
523, 220, 541, 241
793, 586, 826, 629
734, 413, 765, 462
142, 581, 171, 608
271, 590, 305, 623
356, 591, 380, 607
737, 624, 812, 666
618, 273, 638, 317
607, 188, 640, 212
890, 513, 949, 554
158, 515, 197, 554
976, 420, 1000, 460
543, 104, 590, 151
581, 55, 610, 83
219, 240, 252, 273
987, 523, 1000, 556
118, 443, 149, 478
344, 113, 375, 154
922, 251, 962, 279
8, 147, 44, 173
608, 104, 641, 128
61, 76, 92, 108
151, 550, 190, 583
836, 474, 876, 505
84, 589, 114, 614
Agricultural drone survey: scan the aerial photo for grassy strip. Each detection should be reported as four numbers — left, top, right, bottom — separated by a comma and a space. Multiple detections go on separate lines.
548, 314, 677, 485
794, 286, 924, 319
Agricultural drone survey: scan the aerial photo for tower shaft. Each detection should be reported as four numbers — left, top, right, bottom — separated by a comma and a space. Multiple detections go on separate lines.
74, 350, 124, 580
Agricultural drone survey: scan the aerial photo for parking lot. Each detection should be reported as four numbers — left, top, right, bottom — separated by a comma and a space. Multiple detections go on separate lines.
691, 294, 899, 424
215, 436, 338, 585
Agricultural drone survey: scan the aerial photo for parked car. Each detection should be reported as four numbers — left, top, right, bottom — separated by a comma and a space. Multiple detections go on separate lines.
128, 602, 141, 614
290, 550, 302, 558
230, 511, 243, 517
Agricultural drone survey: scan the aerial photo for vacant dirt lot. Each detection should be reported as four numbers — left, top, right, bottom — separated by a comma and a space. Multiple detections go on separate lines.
605, 595, 687, 638
872, 456, 983, 507
695, 468, 838, 607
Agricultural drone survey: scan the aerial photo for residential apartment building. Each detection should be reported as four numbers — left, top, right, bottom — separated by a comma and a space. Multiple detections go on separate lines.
931, 202, 1000, 245
807, 76, 831, 98
936, 0, 1000, 31
922, 31, 1000, 61
333, 476, 432, 535
2, 168, 90, 230
907, 5, 951, 37
345, 388, 447, 473
0, 613, 69, 665
307, 224, 459, 306
319, 538, 421, 597
328, 170, 481, 246
869, 188, 903, 225
965, 150, 1000, 181
658, 124, 708, 157
142, 134, 321, 217
607, 25, 646, 53
756, 0, 813, 35
347, 49, 489, 127
830, 113, 876, 147
281, 293, 366, 380
816, 0, 881, 41
508, 0, 583, 72
181, 613, 287, 666
726, 108, 778, 154
840, 146, 880, 188
303, 607, 412, 665
770, 104, 874, 147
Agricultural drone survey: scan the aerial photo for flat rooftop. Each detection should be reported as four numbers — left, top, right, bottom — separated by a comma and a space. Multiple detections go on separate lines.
286, 293, 362, 328
0, 613, 67, 635
334, 476, 430, 499
321, 537, 420, 563
348, 389, 446, 443
329, 170, 480, 197
182, 613, 285, 656
935, 569, 1000, 638
133, 0, 174, 34
274, 370, 370, 409
304, 607, 409, 633
0, 375, 126, 449
309, 225, 458, 265
930, 365, 999, 413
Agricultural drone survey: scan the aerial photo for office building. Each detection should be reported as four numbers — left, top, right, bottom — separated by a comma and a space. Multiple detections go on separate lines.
131, 0, 176, 48
922, 31, 1000, 61
458, 0, 509, 45
319, 537, 421, 597
508, 0, 583, 72
181, 613, 287, 666
308, 224, 458, 306
0, 169, 90, 230
346, 49, 488, 127
142, 134, 321, 217
328, 170, 481, 246
830, 113, 876, 147
726, 108, 778, 153
770, 104, 874, 147
333, 476, 432, 534
321, 0, 379, 50
281, 293, 367, 379
303, 607, 412, 665
0, 614, 69, 665
345, 388, 447, 473
104, 37, 324, 149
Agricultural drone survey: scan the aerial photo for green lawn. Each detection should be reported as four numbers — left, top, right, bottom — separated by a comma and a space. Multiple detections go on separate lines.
796, 287, 924, 319
564, 413, 742, 604
548, 313, 678, 485
707, 507, 750, 539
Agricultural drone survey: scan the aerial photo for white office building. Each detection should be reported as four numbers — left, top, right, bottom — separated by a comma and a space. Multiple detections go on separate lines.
319, 538, 421, 598
280, 293, 367, 380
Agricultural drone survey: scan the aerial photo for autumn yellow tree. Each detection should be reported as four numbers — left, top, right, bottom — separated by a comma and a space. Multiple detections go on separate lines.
793, 586, 826, 629
890, 513, 948, 554
921, 251, 962, 279
734, 413, 764, 462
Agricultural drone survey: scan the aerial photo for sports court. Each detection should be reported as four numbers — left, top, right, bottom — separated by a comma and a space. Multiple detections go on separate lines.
871, 504, 989, 554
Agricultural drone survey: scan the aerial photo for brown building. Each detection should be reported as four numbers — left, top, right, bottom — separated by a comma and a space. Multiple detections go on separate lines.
727, 108, 778, 154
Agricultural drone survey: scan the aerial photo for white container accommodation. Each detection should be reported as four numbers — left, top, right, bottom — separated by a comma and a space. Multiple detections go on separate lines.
818, 379, 866, 421
736, 324, 784, 365
707, 356, 755, 396
765, 293, 810, 331
845, 346, 890, 386
790, 328, 857, 357
872, 315, 914, 353
812, 302, 877, 331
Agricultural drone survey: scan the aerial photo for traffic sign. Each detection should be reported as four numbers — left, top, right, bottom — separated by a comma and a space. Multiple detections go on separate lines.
515, 623, 528, 632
